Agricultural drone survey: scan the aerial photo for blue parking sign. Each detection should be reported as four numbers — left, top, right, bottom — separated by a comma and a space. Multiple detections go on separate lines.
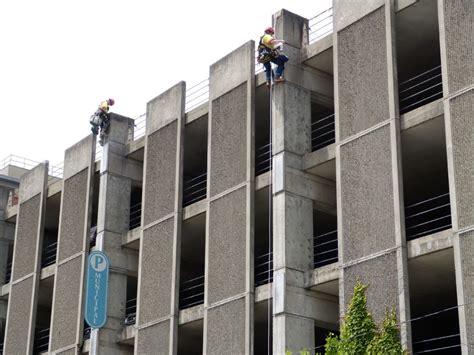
85, 251, 110, 328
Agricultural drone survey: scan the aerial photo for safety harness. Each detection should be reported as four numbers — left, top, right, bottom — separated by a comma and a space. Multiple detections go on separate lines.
257, 35, 278, 64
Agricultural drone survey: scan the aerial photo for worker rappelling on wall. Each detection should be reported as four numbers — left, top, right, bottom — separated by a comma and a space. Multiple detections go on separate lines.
90, 98, 115, 146
257, 26, 289, 88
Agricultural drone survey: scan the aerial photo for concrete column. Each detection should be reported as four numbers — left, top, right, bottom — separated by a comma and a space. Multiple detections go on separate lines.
203, 41, 254, 355
135, 82, 185, 355
3, 162, 48, 354
438, 0, 474, 352
334, 0, 411, 351
92, 113, 134, 354
50, 135, 96, 354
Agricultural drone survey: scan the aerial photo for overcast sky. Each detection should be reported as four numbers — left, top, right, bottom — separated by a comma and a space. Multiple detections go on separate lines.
0, 0, 331, 167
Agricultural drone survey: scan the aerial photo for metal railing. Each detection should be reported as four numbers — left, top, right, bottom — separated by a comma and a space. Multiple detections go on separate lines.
311, 113, 335, 151
129, 202, 142, 230
133, 113, 147, 140
83, 325, 91, 340
405, 193, 452, 241
255, 251, 273, 287
255, 143, 272, 176
124, 298, 137, 326
183, 173, 207, 207
0, 155, 63, 179
314, 230, 338, 268
41, 242, 57, 268
399, 65, 443, 114
179, 275, 205, 309
309, 7, 334, 44
5, 261, 12, 284
33, 327, 50, 353
186, 79, 210, 112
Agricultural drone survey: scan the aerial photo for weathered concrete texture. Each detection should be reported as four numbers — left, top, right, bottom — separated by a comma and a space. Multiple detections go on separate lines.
139, 218, 174, 324
209, 83, 248, 197
107, 113, 133, 144
50, 256, 83, 351
147, 82, 185, 135
340, 125, 395, 261
209, 41, 253, 100
98, 173, 131, 235
272, 85, 311, 156
337, 7, 390, 140
457, 230, 474, 350
56, 349, 77, 355
58, 169, 88, 261
449, 90, 474, 229
136, 320, 170, 355
63, 135, 95, 180
4, 276, 34, 354
334, 0, 385, 30
208, 187, 247, 304
143, 122, 177, 225
342, 252, 399, 324
206, 298, 246, 354
18, 162, 47, 203
273, 314, 314, 354
441, 0, 474, 94
12, 194, 41, 280
273, 193, 313, 272
273, 9, 307, 49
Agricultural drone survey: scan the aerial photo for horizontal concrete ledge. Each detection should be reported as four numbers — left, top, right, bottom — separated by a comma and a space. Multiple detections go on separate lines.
400, 98, 443, 130
0, 283, 10, 297
396, 0, 417, 12
303, 144, 336, 172
407, 229, 453, 259
183, 199, 207, 220
40, 263, 56, 280
186, 102, 208, 124
47, 179, 62, 198
179, 304, 205, 324
305, 262, 339, 289
255, 283, 272, 302
126, 136, 145, 158
302, 34, 333, 62
256, 171, 271, 190
122, 227, 141, 249
5, 203, 17, 221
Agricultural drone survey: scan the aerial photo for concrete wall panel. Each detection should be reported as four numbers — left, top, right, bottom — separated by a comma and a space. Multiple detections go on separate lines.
442, 0, 474, 94
337, 7, 390, 140
343, 252, 399, 324
335, 0, 384, 30
143, 122, 177, 225
63, 135, 95, 180
139, 218, 174, 324
147, 82, 185, 135
458, 230, 474, 348
136, 320, 170, 355
4, 277, 34, 354
18, 163, 47, 203
50, 256, 83, 351
209, 83, 248, 197
340, 125, 395, 261
208, 187, 247, 304
58, 169, 88, 261
99, 173, 131, 234
12, 195, 41, 280
449, 90, 474, 229
206, 298, 246, 355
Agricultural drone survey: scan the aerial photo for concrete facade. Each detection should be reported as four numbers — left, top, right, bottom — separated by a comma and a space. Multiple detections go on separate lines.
1, 1, 472, 354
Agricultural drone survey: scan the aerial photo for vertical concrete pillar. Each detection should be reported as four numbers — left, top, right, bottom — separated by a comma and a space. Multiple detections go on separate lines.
3, 162, 48, 354
92, 113, 134, 354
270, 10, 322, 354
135, 82, 185, 355
203, 41, 254, 355
50, 135, 96, 354
438, 0, 474, 352
334, 0, 411, 350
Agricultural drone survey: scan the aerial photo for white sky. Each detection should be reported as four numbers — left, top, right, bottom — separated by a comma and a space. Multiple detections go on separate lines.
0, 0, 331, 166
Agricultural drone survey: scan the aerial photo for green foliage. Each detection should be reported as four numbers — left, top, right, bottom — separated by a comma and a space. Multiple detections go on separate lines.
322, 280, 404, 354
367, 310, 404, 355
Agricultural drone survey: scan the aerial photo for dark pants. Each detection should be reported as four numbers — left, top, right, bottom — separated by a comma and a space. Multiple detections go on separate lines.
264, 54, 289, 82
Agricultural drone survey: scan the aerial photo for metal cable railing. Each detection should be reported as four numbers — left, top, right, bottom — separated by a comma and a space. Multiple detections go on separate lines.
255, 143, 272, 176
124, 298, 137, 326
183, 173, 207, 207
311, 113, 335, 151
309, 7, 333, 44
179, 275, 205, 309
185, 79, 210, 112
33, 327, 50, 353
133, 113, 147, 140
399, 65, 443, 114
41, 242, 57, 268
405, 193, 452, 241
83, 324, 91, 340
129, 202, 142, 230
255, 251, 273, 287
314, 230, 338, 268
0, 155, 63, 179
5, 261, 12, 284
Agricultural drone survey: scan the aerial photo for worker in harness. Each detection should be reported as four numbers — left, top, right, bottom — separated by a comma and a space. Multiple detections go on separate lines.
90, 98, 115, 145
257, 27, 288, 87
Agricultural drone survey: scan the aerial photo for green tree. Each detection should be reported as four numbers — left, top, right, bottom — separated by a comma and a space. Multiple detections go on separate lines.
367, 310, 404, 354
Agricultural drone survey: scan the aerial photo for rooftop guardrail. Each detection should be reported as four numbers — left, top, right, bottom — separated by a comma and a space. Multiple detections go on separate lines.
33, 327, 50, 354
255, 251, 273, 287
179, 275, 205, 309
309, 7, 334, 44
255, 143, 272, 176
0, 155, 63, 179
314, 230, 338, 268
311, 113, 335, 151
